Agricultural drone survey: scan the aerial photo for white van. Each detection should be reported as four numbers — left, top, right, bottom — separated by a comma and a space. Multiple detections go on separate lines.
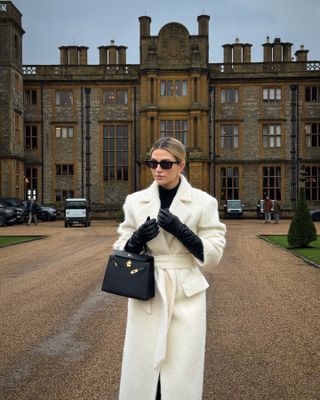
64, 198, 91, 227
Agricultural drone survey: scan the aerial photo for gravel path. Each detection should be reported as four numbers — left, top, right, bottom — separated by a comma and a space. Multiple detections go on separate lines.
0, 219, 319, 400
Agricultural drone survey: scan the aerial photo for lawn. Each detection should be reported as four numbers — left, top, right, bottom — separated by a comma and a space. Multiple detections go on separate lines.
262, 235, 320, 267
0, 235, 45, 247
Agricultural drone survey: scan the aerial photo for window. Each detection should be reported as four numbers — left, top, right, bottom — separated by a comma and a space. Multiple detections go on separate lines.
262, 166, 282, 200
160, 120, 188, 145
55, 190, 74, 202
262, 124, 281, 148
262, 88, 282, 101
305, 122, 320, 147
24, 90, 37, 105
103, 125, 128, 181
55, 127, 74, 138
305, 165, 320, 201
220, 167, 240, 200
15, 73, 20, 92
103, 89, 128, 104
25, 126, 38, 149
221, 88, 239, 103
56, 164, 74, 176
305, 87, 320, 102
25, 167, 38, 193
160, 80, 187, 96
220, 124, 239, 148
55, 90, 73, 105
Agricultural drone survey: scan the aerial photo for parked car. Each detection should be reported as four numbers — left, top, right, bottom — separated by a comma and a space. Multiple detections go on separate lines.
223, 199, 244, 219
0, 204, 17, 226
22, 201, 58, 222
310, 209, 320, 222
0, 197, 28, 223
64, 198, 91, 227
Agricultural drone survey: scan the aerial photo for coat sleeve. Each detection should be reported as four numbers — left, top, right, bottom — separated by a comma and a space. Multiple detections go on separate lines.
196, 196, 226, 268
113, 195, 137, 251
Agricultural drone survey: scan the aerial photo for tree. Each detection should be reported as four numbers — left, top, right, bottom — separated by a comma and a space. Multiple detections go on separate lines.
288, 189, 317, 248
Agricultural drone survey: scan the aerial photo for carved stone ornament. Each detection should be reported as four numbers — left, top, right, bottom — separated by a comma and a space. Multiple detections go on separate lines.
159, 23, 189, 61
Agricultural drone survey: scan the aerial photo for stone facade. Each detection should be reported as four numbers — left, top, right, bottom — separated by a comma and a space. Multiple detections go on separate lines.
1, 1, 320, 216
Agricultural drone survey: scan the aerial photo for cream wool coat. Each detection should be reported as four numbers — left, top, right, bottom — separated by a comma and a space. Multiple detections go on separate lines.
113, 175, 226, 400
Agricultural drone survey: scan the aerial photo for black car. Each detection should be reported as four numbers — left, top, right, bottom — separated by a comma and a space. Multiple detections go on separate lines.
0, 204, 17, 226
0, 197, 28, 223
310, 209, 320, 222
22, 201, 58, 222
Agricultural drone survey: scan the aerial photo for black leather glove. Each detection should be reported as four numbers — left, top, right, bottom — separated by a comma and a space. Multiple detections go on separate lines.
124, 217, 159, 254
157, 209, 204, 261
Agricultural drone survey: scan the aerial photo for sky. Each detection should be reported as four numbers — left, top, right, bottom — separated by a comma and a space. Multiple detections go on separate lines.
10, 0, 320, 65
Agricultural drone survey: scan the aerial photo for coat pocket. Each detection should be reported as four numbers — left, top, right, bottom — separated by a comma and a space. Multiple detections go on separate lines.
182, 274, 209, 297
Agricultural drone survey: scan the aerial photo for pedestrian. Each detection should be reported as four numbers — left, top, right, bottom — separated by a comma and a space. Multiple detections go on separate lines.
27, 198, 38, 225
264, 196, 272, 223
273, 200, 281, 223
113, 137, 226, 400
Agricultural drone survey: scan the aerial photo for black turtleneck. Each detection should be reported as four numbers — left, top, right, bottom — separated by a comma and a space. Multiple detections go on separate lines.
159, 181, 181, 209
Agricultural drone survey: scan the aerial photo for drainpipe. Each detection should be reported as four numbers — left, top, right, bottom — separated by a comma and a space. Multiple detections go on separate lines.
41, 83, 44, 203
85, 88, 91, 202
81, 87, 84, 197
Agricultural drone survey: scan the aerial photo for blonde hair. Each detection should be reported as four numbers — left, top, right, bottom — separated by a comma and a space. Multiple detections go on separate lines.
149, 137, 186, 161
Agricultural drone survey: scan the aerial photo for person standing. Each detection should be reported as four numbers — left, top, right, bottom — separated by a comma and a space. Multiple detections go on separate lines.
264, 196, 272, 223
113, 137, 226, 400
273, 200, 281, 223
27, 198, 38, 226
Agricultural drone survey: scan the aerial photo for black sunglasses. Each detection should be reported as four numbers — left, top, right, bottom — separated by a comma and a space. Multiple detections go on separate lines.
145, 159, 181, 170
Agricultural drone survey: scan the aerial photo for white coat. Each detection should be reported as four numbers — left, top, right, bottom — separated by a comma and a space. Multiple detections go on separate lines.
113, 175, 226, 400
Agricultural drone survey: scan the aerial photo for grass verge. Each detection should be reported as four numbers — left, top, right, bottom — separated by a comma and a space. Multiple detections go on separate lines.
262, 235, 320, 267
0, 235, 46, 247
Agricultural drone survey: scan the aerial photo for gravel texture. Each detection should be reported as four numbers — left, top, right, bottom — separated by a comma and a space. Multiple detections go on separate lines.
0, 219, 319, 400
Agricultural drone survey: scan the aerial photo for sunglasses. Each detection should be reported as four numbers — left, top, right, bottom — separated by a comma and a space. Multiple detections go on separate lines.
145, 159, 181, 170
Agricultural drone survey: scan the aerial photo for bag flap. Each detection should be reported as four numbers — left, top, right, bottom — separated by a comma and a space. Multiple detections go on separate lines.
113, 249, 154, 263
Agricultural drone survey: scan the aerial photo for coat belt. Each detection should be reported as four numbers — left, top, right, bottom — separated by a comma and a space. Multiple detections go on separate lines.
146, 254, 197, 369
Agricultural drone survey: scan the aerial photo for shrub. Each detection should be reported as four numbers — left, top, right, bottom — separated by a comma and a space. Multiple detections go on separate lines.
288, 189, 317, 248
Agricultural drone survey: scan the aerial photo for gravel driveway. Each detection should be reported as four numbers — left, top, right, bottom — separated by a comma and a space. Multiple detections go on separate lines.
0, 219, 319, 400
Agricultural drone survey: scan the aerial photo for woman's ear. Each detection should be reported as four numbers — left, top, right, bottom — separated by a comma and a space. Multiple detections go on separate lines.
179, 161, 186, 173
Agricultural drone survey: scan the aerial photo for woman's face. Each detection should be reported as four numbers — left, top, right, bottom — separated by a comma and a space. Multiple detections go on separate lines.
150, 148, 185, 190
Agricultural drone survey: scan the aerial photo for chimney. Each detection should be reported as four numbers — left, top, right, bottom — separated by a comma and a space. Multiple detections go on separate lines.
243, 43, 252, 62
59, 46, 68, 64
197, 15, 210, 36
223, 44, 233, 63
263, 36, 272, 62
98, 46, 107, 64
295, 45, 309, 61
233, 38, 242, 63
273, 38, 282, 62
69, 46, 79, 64
139, 16, 151, 37
79, 46, 88, 65
118, 46, 127, 64
283, 42, 292, 62
107, 42, 117, 64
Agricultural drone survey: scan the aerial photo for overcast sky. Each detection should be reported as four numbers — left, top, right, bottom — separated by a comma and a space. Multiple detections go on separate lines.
11, 0, 320, 65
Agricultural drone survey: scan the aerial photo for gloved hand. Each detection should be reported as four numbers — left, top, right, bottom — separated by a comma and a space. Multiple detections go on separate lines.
157, 208, 183, 236
125, 217, 159, 253
157, 209, 204, 261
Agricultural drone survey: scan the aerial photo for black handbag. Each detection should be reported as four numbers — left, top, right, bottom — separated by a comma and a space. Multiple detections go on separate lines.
101, 250, 155, 300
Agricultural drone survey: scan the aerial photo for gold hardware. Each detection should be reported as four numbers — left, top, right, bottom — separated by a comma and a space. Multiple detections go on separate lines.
130, 268, 139, 275
126, 259, 132, 267
113, 261, 118, 267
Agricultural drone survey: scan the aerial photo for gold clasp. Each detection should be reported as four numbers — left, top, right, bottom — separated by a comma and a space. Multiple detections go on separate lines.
126, 259, 132, 267
130, 268, 138, 274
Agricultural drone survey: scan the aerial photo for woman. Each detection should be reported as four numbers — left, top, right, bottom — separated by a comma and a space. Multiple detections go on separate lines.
113, 137, 226, 400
